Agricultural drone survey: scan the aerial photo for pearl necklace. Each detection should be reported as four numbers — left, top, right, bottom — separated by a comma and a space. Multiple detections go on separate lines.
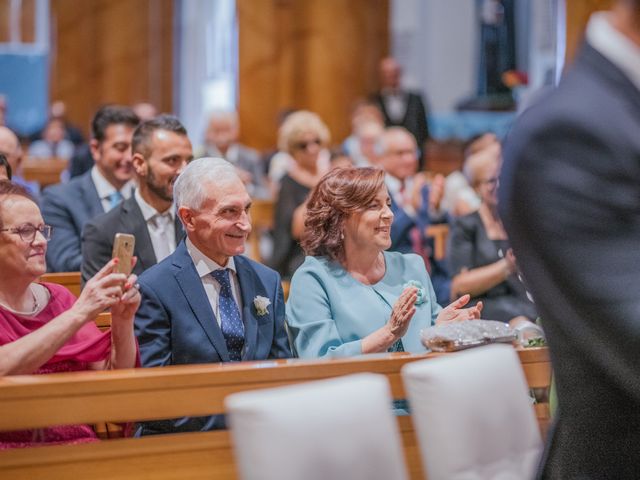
0, 284, 41, 316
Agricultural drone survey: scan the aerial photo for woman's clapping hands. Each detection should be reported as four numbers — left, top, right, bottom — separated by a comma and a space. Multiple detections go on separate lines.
387, 286, 418, 340
436, 294, 483, 324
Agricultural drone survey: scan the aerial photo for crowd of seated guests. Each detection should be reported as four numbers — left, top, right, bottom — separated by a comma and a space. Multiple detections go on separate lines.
0, 60, 541, 449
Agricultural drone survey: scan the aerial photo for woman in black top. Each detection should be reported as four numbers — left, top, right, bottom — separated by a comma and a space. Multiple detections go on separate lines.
270, 111, 330, 279
448, 141, 537, 323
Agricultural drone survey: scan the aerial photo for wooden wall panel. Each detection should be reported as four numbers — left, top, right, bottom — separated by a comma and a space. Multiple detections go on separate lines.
0, 0, 36, 43
238, 0, 389, 150
49, 0, 173, 137
565, 0, 613, 64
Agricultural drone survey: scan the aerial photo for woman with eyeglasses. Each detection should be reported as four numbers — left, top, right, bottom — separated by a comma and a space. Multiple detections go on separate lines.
269, 111, 331, 279
0, 181, 139, 447
448, 141, 537, 324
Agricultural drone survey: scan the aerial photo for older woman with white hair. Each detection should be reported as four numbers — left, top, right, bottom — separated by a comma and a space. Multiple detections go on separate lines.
269, 111, 331, 279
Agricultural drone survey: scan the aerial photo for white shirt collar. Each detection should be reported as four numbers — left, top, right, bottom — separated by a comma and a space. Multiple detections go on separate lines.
587, 12, 640, 92
91, 165, 135, 200
134, 188, 175, 222
185, 237, 237, 279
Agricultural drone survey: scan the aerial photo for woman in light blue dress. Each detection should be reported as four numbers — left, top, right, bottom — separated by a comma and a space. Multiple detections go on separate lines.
286, 167, 482, 358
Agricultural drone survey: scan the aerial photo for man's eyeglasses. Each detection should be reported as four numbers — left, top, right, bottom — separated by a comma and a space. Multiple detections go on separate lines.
0, 224, 53, 242
293, 138, 322, 151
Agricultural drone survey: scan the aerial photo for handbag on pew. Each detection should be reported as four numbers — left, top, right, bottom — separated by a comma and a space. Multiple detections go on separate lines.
420, 320, 518, 352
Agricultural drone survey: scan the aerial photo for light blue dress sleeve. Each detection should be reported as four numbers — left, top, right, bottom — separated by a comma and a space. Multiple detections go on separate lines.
286, 257, 363, 358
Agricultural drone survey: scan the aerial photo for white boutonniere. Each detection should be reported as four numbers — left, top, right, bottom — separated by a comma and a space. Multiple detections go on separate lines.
402, 280, 426, 305
253, 295, 271, 316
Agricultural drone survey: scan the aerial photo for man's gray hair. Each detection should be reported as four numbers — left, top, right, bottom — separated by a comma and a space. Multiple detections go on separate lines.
173, 157, 241, 210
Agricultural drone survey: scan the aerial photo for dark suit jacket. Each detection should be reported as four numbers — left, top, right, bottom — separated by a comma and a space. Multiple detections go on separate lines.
41, 171, 104, 272
81, 195, 184, 283
134, 241, 292, 433
500, 42, 640, 479
388, 184, 450, 305
371, 91, 430, 149
69, 144, 95, 178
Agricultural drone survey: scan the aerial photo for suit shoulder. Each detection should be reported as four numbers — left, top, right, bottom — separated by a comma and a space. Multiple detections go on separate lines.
42, 172, 90, 201
83, 202, 123, 230
237, 255, 279, 279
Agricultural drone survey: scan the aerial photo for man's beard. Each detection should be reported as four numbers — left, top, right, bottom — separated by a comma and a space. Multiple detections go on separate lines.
146, 168, 173, 203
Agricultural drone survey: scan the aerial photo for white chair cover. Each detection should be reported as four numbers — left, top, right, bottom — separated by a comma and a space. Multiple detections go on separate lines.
402, 344, 543, 480
225, 373, 409, 480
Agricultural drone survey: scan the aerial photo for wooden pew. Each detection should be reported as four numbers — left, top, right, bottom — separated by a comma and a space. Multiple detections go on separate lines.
425, 224, 449, 261
21, 157, 69, 188
0, 348, 551, 480
39, 271, 82, 297
247, 199, 274, 263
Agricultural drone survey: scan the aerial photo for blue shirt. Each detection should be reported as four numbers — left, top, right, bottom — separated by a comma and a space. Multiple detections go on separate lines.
286, 250, 442, 358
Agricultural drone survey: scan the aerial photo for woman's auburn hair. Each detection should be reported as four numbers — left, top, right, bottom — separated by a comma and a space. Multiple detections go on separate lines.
301, 167, 386, 262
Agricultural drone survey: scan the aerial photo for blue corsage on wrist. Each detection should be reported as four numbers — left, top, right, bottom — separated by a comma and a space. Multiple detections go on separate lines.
403, 280, 426, 305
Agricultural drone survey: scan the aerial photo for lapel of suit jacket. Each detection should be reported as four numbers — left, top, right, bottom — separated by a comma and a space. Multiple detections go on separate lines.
172, 241, 230, 362
121, 197, 157, 271
234, 255, 268, 361
174, 216, 185, 245
82, 173, 106, 218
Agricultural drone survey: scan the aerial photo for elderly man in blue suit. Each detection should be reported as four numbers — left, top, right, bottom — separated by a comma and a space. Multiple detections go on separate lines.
135, 157, 292, 434
41, 105, 140, 272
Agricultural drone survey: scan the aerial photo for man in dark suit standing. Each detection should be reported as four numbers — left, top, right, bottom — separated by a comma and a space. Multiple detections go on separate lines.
41, 105, 140, 272
371, 57, 430, 162
135, 157, 292, 434
500, 1, 640, 477
81, 115, 193, 283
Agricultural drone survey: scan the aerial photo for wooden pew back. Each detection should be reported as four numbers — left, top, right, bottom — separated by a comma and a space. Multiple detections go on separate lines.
39, 271, 82, 297
0, 348, 551, 480
21, 157, 69, 188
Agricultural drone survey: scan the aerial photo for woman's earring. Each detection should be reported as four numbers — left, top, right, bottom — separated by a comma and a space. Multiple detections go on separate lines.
340, 231, 344, 241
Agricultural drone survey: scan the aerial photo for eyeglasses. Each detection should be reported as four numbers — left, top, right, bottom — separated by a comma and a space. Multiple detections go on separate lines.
0, 224, 53, 242
480, 177, 499, 188
293, 138, 322, 151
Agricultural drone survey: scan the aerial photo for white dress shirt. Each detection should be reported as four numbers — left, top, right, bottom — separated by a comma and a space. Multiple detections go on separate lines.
185, 238, 243, 327
134, 189, 177, 262
381, 88, 408, 123
587, 12, 640, 93
91, 166, 135, 212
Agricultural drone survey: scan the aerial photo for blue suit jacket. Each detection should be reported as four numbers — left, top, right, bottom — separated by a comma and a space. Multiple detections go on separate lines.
389, 185, 451, 305
41, 171, 103, 272
135, 240, 292, 433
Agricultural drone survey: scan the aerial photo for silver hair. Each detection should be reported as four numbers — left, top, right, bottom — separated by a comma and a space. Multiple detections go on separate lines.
379, 126, 416, 155
173, 157, 241, 210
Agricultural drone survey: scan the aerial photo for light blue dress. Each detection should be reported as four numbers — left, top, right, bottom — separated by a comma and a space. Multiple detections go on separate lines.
286, 251, 442, 358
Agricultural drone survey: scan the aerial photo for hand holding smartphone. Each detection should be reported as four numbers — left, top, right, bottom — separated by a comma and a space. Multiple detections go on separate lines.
112, 233, 135, 276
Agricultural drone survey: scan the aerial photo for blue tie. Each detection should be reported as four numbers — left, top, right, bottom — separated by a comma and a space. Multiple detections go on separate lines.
211, 269, 244, 361
108, 191, 123, 210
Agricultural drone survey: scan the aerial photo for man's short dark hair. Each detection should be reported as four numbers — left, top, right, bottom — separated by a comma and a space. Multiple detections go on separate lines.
91, 105, 140, 143
0, 154, 11, 180
132, 114, 188, 158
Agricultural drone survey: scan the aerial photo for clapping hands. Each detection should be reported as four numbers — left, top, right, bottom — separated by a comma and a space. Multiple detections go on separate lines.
435, 294, 483, 324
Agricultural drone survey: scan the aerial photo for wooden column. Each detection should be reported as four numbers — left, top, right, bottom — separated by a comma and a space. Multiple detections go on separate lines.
49, 0, 173, 137
238, 0, 389, 150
